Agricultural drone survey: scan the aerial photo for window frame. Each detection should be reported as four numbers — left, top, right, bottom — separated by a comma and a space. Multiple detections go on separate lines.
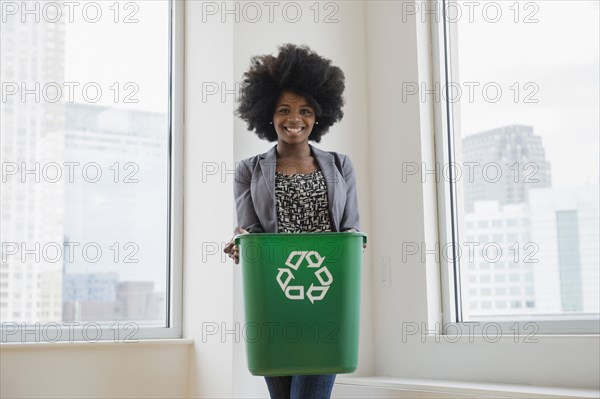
0, 0, 184, 343
433, 0, 600, 336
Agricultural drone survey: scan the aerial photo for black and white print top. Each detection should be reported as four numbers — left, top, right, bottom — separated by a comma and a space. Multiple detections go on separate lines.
275, 169, 332, 233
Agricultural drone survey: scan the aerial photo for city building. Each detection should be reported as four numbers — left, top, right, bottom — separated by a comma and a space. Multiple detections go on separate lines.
462, 125, 551, 213
529, 185, 600, 314
462, 200, 535, 317
0, 13, 66, 324
461, 126, 599, 317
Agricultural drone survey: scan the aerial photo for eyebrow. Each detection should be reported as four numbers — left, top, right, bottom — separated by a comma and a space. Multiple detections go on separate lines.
277, 103, 313, 108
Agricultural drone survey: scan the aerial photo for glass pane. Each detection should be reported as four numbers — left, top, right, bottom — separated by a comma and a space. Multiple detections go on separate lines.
1, 1, 170, 330
452, 0, 599, 321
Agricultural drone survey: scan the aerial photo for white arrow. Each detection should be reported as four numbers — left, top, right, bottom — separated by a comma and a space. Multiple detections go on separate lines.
306, 284, 329, 304
315, 266, 333, 286
285, 251, 307, 270
285, 285, 304, 300
276, 268, 294, 290
305, 251, 325, 268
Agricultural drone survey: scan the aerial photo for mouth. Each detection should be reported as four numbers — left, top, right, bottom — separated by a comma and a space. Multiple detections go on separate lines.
284, 126, 305, 134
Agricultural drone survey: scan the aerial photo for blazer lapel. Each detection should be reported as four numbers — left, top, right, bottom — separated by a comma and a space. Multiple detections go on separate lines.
257, 145, 278, 232
311, 144, 343, 231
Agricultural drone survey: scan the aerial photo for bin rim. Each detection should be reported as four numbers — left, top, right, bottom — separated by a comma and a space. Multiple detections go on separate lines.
234, 231, 367, 246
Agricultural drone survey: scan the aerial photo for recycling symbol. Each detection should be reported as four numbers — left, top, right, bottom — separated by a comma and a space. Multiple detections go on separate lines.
276, 250, 333, 304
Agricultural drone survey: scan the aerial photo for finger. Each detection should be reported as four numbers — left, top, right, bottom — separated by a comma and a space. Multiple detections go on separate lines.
224, 237, 237, 251
234, 227, 249, 235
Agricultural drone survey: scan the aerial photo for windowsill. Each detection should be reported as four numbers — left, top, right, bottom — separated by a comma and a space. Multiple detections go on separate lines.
335, 376, 599, 398
0, 338, 194, 350
419, 333, 600, 344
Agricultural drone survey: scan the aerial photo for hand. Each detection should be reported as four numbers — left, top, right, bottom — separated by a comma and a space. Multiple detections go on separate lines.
224, 227, 249, 264
343, 228, 367, 252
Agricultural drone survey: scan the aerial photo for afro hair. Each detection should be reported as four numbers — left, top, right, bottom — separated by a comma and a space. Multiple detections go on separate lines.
236, 43, 345, 143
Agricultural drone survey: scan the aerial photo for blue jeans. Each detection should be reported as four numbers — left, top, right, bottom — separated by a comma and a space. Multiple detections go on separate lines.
264, 374, 336, 399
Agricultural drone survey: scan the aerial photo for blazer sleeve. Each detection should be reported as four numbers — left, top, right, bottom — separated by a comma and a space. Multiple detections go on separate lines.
339, 155, 361, 232
234, 159, 264, 233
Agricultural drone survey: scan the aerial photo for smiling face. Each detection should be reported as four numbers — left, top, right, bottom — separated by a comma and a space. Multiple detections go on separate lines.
272, 90, 316, 146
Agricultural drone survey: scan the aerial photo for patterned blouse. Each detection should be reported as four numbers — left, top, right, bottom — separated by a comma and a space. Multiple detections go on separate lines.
275, 169, 332, 233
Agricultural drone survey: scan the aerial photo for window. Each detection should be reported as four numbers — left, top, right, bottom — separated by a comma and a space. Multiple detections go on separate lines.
0, 1, 183, 343
435, 0, 599, 333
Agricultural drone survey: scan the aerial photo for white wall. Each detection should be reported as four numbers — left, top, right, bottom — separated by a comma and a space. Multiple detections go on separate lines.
183, 1, 235, 397
230, 2, 375, 397
183, 2, 376, 396
364, 0, 600, 391
0, 341, 190, 398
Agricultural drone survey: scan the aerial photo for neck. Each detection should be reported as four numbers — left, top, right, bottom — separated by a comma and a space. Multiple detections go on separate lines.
276, 141, 311, 159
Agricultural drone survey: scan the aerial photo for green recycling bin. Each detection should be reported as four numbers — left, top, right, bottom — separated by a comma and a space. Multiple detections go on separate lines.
234, 231, 367, 376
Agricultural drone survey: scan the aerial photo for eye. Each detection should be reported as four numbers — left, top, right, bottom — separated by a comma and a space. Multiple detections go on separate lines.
278, 108, 289, 114
300, 109, 313, 115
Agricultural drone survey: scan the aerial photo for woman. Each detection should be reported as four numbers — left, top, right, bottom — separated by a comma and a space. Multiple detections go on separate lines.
224, 43, 363, 399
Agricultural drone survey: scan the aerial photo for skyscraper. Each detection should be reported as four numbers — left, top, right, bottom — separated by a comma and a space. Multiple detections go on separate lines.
461, 125, 599, 317
462, 201, 535, 317
529, 185, 599, 315
462, 125, 551, 213
1, 13, 66, 323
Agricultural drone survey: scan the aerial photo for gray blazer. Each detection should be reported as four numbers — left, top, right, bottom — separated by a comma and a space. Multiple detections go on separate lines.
234, 144, 360, 233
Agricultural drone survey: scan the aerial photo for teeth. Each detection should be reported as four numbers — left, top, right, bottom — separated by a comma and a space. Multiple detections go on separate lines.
286, 127, 303, 133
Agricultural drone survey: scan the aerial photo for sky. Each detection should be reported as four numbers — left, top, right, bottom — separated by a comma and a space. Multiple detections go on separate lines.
65, 1, 169, 113
456, 0, 599, 188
